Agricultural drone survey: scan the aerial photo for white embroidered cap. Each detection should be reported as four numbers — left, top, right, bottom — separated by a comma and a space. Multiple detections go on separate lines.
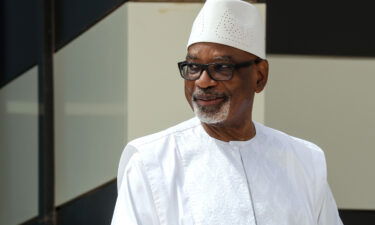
187, 0, 265, 59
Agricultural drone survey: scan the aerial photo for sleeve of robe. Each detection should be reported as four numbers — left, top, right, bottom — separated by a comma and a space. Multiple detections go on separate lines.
315, 149, 344, 225
111, 146, 160, 225
317, 182, 344, 225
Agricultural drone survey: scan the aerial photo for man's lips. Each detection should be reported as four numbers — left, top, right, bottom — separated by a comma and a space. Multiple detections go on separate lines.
193, 95, 226, 106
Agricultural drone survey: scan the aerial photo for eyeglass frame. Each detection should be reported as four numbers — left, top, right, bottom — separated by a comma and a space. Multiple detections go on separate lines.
177, 58, 262, 81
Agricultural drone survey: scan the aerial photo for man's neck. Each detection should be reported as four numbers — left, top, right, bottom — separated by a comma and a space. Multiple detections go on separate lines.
201, 119, 256, 142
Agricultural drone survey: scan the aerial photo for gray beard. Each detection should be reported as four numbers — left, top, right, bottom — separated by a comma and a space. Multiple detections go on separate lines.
192, 98, 230, 124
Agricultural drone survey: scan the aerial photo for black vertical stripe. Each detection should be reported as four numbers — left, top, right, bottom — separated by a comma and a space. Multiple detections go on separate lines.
1, 1, 4, 77
37, 0, 56, 224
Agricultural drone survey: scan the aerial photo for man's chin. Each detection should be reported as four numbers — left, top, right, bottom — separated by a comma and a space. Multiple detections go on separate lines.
193, 104, 229, 125
197, 105, 221, 114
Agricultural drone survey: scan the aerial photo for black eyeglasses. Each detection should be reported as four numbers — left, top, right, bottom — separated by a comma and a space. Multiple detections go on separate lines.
177, 58, 262, 81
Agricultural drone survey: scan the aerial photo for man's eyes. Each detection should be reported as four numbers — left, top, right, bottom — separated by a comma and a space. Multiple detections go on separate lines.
187, 64, 200, 69
187, 63, 199, 68
186, 63, 233, 73
186, 64, 202, 73
213, 64, 232, 71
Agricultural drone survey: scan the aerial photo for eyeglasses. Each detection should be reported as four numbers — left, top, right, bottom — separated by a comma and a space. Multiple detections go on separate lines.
177, 58, 262, 81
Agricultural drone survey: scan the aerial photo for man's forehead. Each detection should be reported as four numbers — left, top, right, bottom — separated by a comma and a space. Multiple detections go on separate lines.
186, 54, 233, 62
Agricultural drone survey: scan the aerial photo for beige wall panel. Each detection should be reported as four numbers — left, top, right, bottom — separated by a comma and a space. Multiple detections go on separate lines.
266, 55, 375, 209
127, 2, 266, 141
252, 3, 266, 124
127, 2, 197, 141
0, 67, 38, 224
54, 6, 127, 205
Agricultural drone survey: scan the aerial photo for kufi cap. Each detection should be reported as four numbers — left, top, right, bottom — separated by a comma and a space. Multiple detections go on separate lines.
187, 0, 265, 59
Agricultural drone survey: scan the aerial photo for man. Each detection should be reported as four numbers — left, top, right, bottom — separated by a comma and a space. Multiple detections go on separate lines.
111, 0, 343, 224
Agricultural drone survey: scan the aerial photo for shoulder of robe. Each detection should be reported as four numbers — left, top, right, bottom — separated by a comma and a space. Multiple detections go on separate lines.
255, 122, 327, 179
117, 117, 200, 189
255, 122, 328, 212
129, 117, 200, 150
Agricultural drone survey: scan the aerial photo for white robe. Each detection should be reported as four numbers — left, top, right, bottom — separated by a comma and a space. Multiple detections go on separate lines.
111, 117, 343, 225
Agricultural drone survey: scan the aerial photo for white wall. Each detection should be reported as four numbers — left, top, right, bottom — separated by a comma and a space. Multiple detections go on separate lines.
266, 55, 375, 209
126, 2, 199, 141
0, 67, 39, 225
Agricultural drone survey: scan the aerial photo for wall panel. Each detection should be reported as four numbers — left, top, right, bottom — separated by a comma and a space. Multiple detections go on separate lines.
54, 6, 127, 205
266, 55, 375, 209
0, 67, 38, 225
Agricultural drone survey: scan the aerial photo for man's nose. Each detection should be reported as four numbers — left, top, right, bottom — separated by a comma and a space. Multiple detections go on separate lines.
195, 70, 218, 89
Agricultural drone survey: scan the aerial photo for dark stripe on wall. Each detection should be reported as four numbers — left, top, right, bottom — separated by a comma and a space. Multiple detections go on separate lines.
19, 180, 117, 225
1, 0, 38, 88
37, 0, 56, 224
1, 1, 5, 78
54, 0, 127, 51
20, 217, 40, 225
56, 180, 117, 225
1, 0, 127, 88
339, 209, 375, 225
266, 1, 375, 56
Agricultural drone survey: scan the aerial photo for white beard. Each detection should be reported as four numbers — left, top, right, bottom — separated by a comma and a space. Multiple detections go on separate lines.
192, 99, 230, 124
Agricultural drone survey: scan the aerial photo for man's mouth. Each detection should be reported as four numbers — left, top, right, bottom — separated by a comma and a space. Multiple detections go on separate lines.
193, 95, 227, 107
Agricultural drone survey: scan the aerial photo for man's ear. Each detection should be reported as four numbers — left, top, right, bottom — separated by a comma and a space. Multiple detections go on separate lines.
255, 59, 269, 93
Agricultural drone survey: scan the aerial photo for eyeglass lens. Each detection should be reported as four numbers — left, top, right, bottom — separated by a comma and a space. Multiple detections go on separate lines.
181, 63, 233, 81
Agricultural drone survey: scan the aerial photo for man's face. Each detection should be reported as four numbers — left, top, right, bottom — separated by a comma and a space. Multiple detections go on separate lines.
184, 42, 268, 127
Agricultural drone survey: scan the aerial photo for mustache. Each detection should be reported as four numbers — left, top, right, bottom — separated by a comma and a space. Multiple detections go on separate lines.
192, 88, 228, 101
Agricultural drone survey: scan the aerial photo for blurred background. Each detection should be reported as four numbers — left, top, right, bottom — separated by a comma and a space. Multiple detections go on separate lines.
1, 0, 374, 224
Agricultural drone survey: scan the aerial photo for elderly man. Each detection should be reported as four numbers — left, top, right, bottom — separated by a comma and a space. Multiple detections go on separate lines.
111, 0, 343, 224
